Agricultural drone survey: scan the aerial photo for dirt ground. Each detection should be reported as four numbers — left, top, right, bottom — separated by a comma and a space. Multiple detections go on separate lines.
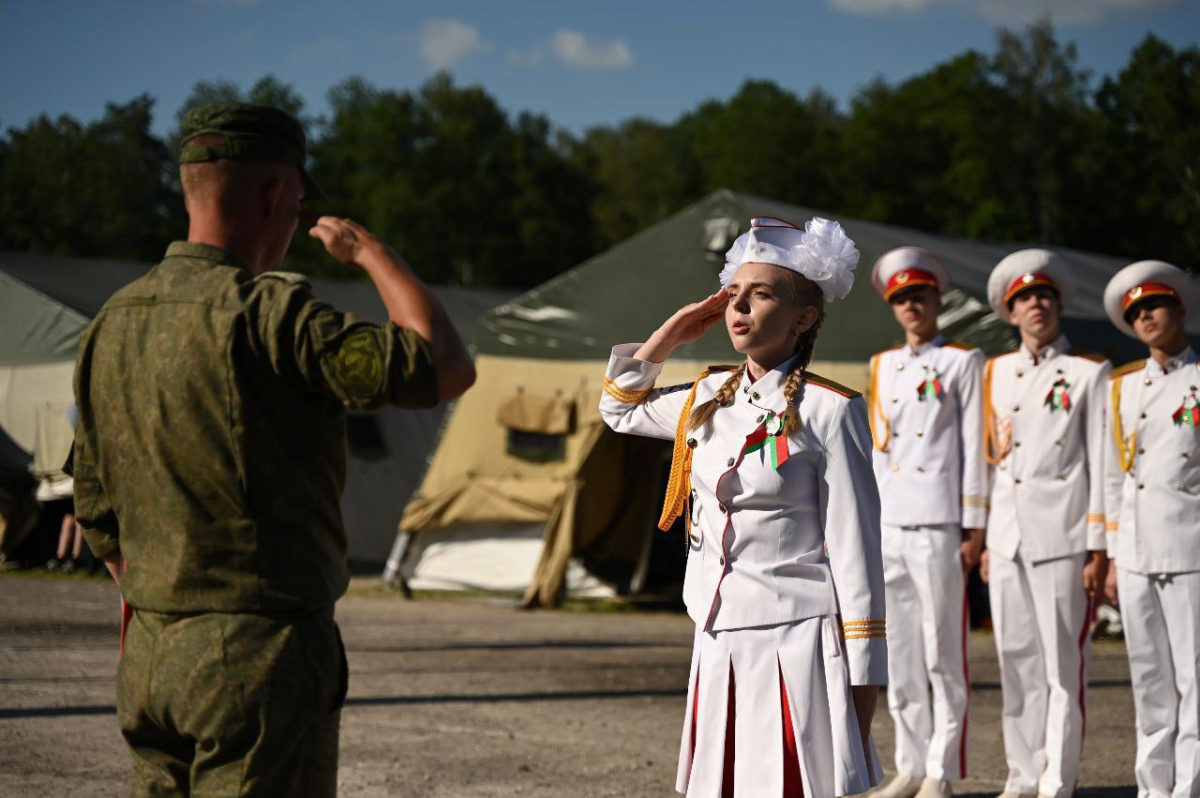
0, 574, 1138, 797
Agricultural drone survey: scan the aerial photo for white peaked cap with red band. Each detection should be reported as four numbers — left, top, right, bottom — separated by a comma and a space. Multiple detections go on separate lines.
719, 216, 860, 301
986, 248, 1075, 325
1103, 259, 1198, 339
871, 246, 950, 301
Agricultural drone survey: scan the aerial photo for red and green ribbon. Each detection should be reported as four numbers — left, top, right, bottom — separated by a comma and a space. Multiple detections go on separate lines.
917, 367, 943, 402
1174, 392, 1200, 428
744, 413, 790, 471
1045, 378, 1072, 413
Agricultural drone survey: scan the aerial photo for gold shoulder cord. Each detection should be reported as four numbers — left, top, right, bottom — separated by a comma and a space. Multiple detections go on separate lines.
983, 358, 1005, 466
1111, 375, 1137, 473
657, 370, 713, 532
867, 355, 891, 452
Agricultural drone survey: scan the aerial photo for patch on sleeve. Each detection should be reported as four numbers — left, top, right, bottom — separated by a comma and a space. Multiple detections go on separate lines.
325, 330, 385, 398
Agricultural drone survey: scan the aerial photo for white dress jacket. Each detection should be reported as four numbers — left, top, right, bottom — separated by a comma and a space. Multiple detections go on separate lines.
601, 345, 888, 687
869, 337, 988, 529
984, 336, 1111, 564
1105, 347, 1200, 575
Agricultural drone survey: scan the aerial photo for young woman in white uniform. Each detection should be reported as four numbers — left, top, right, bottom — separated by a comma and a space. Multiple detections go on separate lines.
600, 217, 887, 797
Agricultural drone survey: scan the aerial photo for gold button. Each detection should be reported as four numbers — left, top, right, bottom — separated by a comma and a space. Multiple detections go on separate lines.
1017, 370, 1024, 378
1141, 413, 1147, 419
891, 464, 899, 472
1014, 441, 1021, 447
727, 457, 735, 467
719, 503, 727, 513
719, 555, 726, 567
1139, 448, 1145, 455
689, 533, 701, 544
1013, 405, 1020, 412
756, 415, 765, 423
1055, 440, 1063, 447
686, 438, 697, 449
1137, 483, 1145, 490
743, 386, 750, 394
1056, 475, 1067, 481
891, 396, 898, 403
1014, 478, 1022, 484
916, 466, 925, 473
1179, 484, 1187, 491
752, 392, 760, 401
1144, 378, 1152, 386
896, 363, 905, 371
916, 429, 924, 437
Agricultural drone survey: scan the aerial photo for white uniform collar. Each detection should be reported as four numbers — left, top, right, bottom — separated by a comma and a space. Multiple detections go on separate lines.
904, 333, 945, 358
739, 353, 804, 410
1146, 346, 1197, 377
1019, 334, 1069, 367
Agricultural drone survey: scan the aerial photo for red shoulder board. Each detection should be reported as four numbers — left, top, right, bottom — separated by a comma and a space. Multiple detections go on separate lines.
805, 372, 862, 399
943, 341, 976, 351
1069, 349, 1108, 364
1110, 359, 1146, 380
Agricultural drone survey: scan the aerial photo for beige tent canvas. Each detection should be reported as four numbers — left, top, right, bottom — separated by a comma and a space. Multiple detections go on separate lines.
0, 251, 511, 565
393, 188, 1188, 607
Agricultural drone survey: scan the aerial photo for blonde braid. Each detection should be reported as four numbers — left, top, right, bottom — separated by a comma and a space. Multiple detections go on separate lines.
688, 362, 746, 432
781, 283, 826, 436
780, 363, 805, 436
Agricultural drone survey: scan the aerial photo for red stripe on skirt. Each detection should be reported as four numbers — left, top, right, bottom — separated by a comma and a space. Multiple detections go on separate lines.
723, 663, 735, 798
780, 666, 804, 797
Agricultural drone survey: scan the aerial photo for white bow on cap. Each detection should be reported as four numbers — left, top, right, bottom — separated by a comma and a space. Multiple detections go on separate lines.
719, 217, 860, 301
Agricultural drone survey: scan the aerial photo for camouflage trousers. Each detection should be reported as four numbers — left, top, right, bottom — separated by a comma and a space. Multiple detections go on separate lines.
117, 607, 348, 797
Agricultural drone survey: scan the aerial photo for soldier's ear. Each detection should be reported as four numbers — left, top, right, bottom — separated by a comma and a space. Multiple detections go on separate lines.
261, 176, 284, 221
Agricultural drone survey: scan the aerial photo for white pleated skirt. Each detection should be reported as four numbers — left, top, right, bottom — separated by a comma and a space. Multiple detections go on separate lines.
676, 615, 882, 797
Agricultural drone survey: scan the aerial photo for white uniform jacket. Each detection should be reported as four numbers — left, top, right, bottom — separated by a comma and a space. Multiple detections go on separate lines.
985, 336, 1111, 563
869, 337, 988, 529
601, 344, 888, 686
1105, 347, 1200, 575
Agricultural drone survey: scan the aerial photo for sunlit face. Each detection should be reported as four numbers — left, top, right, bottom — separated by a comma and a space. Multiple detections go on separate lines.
1130, 299, 1185, 350
1009, 286, 1062, 342
889, 286, 941, 336
725, 262, 817, 365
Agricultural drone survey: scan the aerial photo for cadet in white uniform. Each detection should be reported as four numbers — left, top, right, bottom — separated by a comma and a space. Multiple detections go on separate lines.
981, 250, 1111, 798
601, 217, 886, 797
1102, 260, 1200, 798
867, 248, 987, 798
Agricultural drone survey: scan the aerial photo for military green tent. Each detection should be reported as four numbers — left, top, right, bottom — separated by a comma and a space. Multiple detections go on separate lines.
0, 251, 510, 565
392, 189, 1197, 606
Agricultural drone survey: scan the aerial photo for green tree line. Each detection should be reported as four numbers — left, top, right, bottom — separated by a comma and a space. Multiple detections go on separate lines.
1, 21, 1197, 284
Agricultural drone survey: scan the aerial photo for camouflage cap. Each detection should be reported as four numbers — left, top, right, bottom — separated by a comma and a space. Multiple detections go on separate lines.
179, 102, 324, 201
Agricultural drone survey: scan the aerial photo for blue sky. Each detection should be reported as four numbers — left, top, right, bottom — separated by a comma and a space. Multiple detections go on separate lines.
2, 0, 1197, 137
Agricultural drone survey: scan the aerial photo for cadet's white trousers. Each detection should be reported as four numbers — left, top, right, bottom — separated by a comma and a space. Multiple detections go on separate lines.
882, 524, 970, 782
1117, 567, 1200, 798
988, 549, 1092, 798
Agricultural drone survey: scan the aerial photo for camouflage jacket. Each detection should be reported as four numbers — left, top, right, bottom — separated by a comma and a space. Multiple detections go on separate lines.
74, 242, 438, 613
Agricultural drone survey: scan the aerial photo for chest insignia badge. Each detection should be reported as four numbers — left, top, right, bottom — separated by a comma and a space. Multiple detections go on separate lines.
1173, 391, 1200, 429
917, 366, 944, 402
745, 411, 789, 471
1044, 378, 1072, 413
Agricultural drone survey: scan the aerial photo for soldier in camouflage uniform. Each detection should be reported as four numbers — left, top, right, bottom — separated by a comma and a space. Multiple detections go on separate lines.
73, 102, 475, 796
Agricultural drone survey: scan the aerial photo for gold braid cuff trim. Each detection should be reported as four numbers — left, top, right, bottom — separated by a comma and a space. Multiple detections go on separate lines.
602, 376, 653, 405
1106, 521, 1119, 532
844, 631, 887, 640
842, 620, 886, 630
657, 370, 714, 532
963, 494, 989, 509
1086, 513, 1106, 524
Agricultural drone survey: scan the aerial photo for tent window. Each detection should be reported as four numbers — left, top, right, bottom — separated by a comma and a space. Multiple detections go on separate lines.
346, 414, 388, 461
506, 430, 566, 462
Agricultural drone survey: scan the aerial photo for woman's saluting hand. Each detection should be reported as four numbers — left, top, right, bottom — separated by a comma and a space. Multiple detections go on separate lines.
635, 290, 728, 362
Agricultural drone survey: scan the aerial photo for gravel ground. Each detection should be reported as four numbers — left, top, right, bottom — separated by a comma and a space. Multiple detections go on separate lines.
0, 574, 1138, 797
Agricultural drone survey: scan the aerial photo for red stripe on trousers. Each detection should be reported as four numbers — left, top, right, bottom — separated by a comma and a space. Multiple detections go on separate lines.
960, 575, 971, 778
1077, 594, 1095, 738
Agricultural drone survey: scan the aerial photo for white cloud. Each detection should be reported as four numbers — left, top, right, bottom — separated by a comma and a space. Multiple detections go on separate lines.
507, 47, 545, 66
550, 30, 634, 70
828, 0, 1179, 24
418, 19, 491, 71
